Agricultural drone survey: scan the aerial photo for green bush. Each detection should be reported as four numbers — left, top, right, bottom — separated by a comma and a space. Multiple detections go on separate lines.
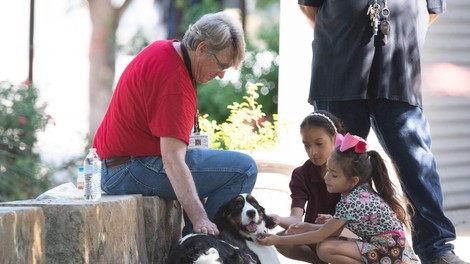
0, 81, 51, 201
177, 0, 280, 125
199, 82, 280, 150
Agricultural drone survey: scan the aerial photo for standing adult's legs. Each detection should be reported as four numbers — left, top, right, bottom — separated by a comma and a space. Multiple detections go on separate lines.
315, 100, 371, 139
370, 99, 456, 261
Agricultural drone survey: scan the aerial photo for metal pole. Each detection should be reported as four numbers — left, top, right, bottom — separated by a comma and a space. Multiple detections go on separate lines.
28, 0, 35, 85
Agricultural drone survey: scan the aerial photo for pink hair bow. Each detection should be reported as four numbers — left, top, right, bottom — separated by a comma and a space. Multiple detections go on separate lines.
335, 133, 368, 153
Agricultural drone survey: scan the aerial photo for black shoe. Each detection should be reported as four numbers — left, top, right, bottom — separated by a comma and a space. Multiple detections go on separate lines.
422, 251, 469, 264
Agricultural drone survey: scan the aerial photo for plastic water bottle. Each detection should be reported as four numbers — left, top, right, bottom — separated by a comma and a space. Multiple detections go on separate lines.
76, 166, 85, 193
83, 148, 102, 201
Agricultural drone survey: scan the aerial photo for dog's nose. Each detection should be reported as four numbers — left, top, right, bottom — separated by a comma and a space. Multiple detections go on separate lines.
246, 209, 256, 219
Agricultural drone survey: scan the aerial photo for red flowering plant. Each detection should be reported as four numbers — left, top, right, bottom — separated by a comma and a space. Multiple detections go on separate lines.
0, 81, 51, 201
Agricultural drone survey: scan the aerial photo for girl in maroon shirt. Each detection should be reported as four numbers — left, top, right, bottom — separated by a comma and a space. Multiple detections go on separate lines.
270, 110, 347, 263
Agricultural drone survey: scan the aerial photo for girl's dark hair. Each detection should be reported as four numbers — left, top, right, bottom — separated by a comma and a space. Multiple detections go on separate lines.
331, 148, 413, 230
300, 110, 345, 136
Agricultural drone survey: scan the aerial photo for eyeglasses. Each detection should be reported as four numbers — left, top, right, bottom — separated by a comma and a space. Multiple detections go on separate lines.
211, 53, 230, 71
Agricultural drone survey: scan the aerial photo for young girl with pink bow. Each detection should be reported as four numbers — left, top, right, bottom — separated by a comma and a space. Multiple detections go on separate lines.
259, 133, 419, 264
269, 110, 345, 263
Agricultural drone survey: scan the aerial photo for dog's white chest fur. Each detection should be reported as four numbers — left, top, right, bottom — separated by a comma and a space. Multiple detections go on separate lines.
246, 240, 280, 264
193, 247, 222, 264
238, 194, 280, 264
193, 247, 221, 264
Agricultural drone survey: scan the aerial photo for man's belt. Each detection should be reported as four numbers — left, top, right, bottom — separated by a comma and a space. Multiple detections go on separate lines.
105, 156, 131, 168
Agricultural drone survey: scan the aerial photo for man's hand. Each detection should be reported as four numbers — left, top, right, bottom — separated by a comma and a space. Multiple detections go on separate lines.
193, 218, 219, 235
161, 137, 219, 235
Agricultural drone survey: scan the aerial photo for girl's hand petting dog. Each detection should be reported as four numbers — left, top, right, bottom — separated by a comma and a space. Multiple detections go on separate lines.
256, 233, 279, 246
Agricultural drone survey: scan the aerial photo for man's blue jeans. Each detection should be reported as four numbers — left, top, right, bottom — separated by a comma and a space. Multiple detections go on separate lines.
316, 99, 456, 261
100, 148, 258, 234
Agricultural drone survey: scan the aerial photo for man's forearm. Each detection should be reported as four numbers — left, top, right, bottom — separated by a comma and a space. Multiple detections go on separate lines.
165, 158, 207, 223
160, 137, 208, 224
299, 5, 319, 29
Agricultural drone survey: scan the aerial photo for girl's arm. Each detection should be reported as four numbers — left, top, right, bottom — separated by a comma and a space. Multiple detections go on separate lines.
315, 214, 333, 224
275, 207, 304, 229
257, 218, 347, 246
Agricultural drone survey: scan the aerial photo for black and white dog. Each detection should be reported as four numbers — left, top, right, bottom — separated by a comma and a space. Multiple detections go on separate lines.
168, 193, 280, 264
215, 193, 280, 264
167, 233, 256, 264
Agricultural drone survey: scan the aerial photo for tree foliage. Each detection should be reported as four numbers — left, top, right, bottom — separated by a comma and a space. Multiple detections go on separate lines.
199, 82, 280, 150
0, 81, 51, 201
181, 1, 280, 124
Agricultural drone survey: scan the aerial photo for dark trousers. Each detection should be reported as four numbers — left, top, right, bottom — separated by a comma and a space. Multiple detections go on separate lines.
315, 99, 456, 261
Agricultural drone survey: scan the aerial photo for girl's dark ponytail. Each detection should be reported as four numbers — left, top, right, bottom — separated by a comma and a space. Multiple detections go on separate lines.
369, 150, 413, 230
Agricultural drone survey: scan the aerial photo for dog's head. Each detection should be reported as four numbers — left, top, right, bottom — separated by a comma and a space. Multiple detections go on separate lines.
215, 193, 276, 240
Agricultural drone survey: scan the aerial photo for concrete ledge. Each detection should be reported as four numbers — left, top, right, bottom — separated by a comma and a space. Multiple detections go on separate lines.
0, 206, 45, 264
0, 194, 182, 264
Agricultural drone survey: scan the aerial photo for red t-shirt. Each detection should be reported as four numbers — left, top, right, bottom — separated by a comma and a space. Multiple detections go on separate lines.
93, 40, 196, 159
290, 160, 341, 223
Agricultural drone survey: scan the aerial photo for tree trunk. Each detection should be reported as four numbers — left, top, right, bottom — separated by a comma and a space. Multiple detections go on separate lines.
87, 0, 131, 138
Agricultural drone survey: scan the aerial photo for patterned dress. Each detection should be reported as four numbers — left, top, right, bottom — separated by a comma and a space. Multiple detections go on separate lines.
334, 183, 419, 263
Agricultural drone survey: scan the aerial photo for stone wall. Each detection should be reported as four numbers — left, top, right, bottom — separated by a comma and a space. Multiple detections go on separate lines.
143, 197, 183, 263
0, 195, 182, 264
0, 207, 45, 264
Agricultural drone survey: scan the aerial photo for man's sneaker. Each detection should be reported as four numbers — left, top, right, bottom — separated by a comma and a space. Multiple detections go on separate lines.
422, 251, 469, 264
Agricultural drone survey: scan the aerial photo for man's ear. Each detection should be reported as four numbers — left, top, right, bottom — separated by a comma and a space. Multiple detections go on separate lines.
195, 41, 208, 56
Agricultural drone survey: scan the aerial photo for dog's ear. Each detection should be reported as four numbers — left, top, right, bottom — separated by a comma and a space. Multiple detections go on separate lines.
264, 214, 277, 229
250, 196, 277, 229
257, 204, 275, 228
214, 201, 230, 228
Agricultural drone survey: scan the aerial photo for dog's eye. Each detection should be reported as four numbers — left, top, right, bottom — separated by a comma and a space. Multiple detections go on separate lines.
234, 201, 246, 211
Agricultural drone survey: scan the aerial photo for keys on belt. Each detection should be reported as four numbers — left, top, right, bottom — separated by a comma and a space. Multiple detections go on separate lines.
367, 0, 391, 45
